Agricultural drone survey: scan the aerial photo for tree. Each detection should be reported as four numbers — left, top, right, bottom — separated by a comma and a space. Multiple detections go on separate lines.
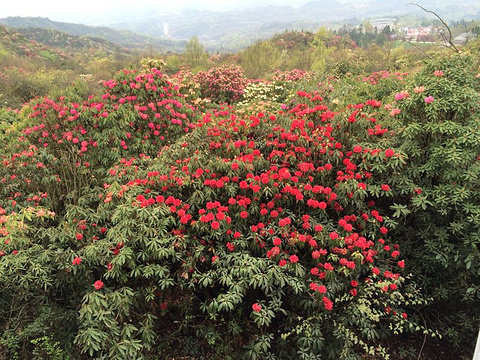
183, 36, 207, 70
240, 40, 280, 79
310, 27, 334, 74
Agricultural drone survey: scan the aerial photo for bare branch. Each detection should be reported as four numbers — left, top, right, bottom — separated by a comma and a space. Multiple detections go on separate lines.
409, 3, 460, 53
399, 36, 433, 60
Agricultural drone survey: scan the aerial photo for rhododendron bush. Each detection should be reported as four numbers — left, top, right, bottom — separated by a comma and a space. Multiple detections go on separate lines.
0, 55, 478, 359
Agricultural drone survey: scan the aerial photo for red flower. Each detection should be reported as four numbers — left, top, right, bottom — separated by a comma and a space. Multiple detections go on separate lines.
322, 296, 333, 310
76, 233, 83, 240
317, 285, 327, 294
211, 221, 220, 230
384, 149, 394, 158
329, 232, 339, 240
93, 280, 104, 291
289, 254, 299, 263
72, 257, 82, 265
353, 145, 363, 153
252, 303, 262, 312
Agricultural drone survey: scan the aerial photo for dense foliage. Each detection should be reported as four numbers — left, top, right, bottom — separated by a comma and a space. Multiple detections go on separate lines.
0, 32, 479, 359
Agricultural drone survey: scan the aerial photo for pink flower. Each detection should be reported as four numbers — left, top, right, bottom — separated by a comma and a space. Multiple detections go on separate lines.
390, 108, 401, 116
434, 70, 444, 77
289, 254, 299, 263
424, 96, 435, 104
93, 280, 104, 291
414, 86, 425, 93
72, 257, 82, 265
252, 303, 262, 312
394, 92, 405, 101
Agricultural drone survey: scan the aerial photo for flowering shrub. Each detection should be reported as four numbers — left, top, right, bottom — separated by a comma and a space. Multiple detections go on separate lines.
272, 68, 314, 82
67, 90, 424, 359
194, 65, 248, 104
3, 53, 477, 359
0, 67, 199, 215
385, 54, 480, 353
239, 81, 287, 105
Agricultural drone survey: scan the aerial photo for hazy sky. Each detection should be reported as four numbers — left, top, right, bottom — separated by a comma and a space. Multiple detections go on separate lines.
0, 0, 353, 23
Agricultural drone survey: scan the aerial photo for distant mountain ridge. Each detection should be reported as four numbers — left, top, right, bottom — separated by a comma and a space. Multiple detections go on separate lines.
0, 17, 185, 52
106, 0, 480, 48
1, 0, 479, 52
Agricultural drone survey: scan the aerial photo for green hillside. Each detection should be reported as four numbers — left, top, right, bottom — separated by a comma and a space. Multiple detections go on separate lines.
0, 16, 185, 52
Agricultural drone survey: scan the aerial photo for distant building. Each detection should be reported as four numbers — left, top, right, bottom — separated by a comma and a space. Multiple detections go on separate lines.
370, 18, 396, 32
403, 26, 434, 42
453, 32, 478, 45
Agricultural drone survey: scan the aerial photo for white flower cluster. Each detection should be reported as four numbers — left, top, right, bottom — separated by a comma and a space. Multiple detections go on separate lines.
239, 81, 286, 106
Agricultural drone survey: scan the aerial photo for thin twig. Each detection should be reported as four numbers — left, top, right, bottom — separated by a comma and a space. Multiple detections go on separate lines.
399, 37, 434, 60
417, 333, 427, 360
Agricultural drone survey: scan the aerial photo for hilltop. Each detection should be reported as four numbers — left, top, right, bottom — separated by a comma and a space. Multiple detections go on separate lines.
0, 17, 185, 52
